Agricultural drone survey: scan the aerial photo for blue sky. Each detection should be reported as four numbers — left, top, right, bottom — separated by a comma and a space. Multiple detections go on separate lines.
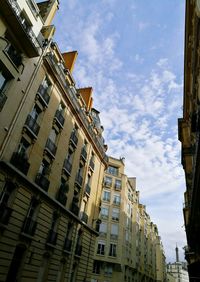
53, 0, 186, 263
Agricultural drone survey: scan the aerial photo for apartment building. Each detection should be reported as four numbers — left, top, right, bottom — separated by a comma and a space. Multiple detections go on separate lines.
178, 0, 200, 279
0, 1, 108, 281
91, 156, 166, 282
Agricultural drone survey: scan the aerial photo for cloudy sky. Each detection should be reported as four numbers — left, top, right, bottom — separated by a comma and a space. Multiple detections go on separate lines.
53, 0, 186, 262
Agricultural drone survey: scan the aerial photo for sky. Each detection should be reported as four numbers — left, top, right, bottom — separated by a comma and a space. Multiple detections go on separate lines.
53, 0, 186, 263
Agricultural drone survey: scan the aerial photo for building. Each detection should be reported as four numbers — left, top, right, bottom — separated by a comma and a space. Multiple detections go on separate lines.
166, 247, 189, 282
0, 0, 108, 281
178, 0, 200, 279
91, 156, 166, 282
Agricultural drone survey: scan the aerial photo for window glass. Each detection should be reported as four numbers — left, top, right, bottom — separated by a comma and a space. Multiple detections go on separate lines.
101, 206, 109, 218
103, 191, 110, 202
104, 176, 112, 187
97, 242, 105, 255
99, 222, 107, 233
107, 165, 118, 176
112, 208, 119, 221
115, 179, 121, 190
109, 244, 117, 257
111, 224, 118, 235
113, 194, 121, 205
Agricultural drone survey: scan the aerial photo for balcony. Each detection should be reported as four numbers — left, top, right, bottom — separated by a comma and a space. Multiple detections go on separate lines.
56, 189, 67, 206
0, 204, 12, 225
85, 183, 91, 195
80, 147, 87, 162
21, 216, 37, 237
70, 132, 78, 148
63, 159, 72, 176
75, 244, 82, 257
24, 114, 40, 139
75, 174, 83, 189
36, 84, 50, 107
44, 138, 57, 159
80, 211, 88, 224
0, 90, 7, 112
35, 173, 50, 192
63, 238, 72, 253
10, 152, 30, 175
70, 202, 79, 216
54, 110, 65, 128
1, 0, 43, 57
46, 229, 58, 246
45, 53, 68, 89
89, 159, 95, 172
5, 44, 22, 67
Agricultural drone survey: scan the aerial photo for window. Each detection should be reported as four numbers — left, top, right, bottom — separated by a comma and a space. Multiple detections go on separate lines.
0, 70, 8, 92
45, 128, 58, 157
93, 261, 101, 274
0, 181, 15, 206
21, 196, 38, 236
6, 244, 26, 282
107, 165, 118, 176
109, 244, 117, 257
104, 264, 113, 276
104, 176, 112, 187
0, 67, 11, 111
112, 208, 119, 221
46, 211, 59, 245
111, 224, 118, 239
115, 179, 121, 190
17, 138, 29, 157
97, 242, 105, 255
113, 194, 121, 205
35, 159, 51, 191
38, 159, 50, 176
103, 191, 110, 202
99, 222, 107, 234
101, 206, 109, 219
20, 10, 32, 30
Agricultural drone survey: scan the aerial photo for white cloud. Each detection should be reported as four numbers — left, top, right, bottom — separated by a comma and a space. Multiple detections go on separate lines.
138, 21, 149, 31
54, 2, 186, 263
